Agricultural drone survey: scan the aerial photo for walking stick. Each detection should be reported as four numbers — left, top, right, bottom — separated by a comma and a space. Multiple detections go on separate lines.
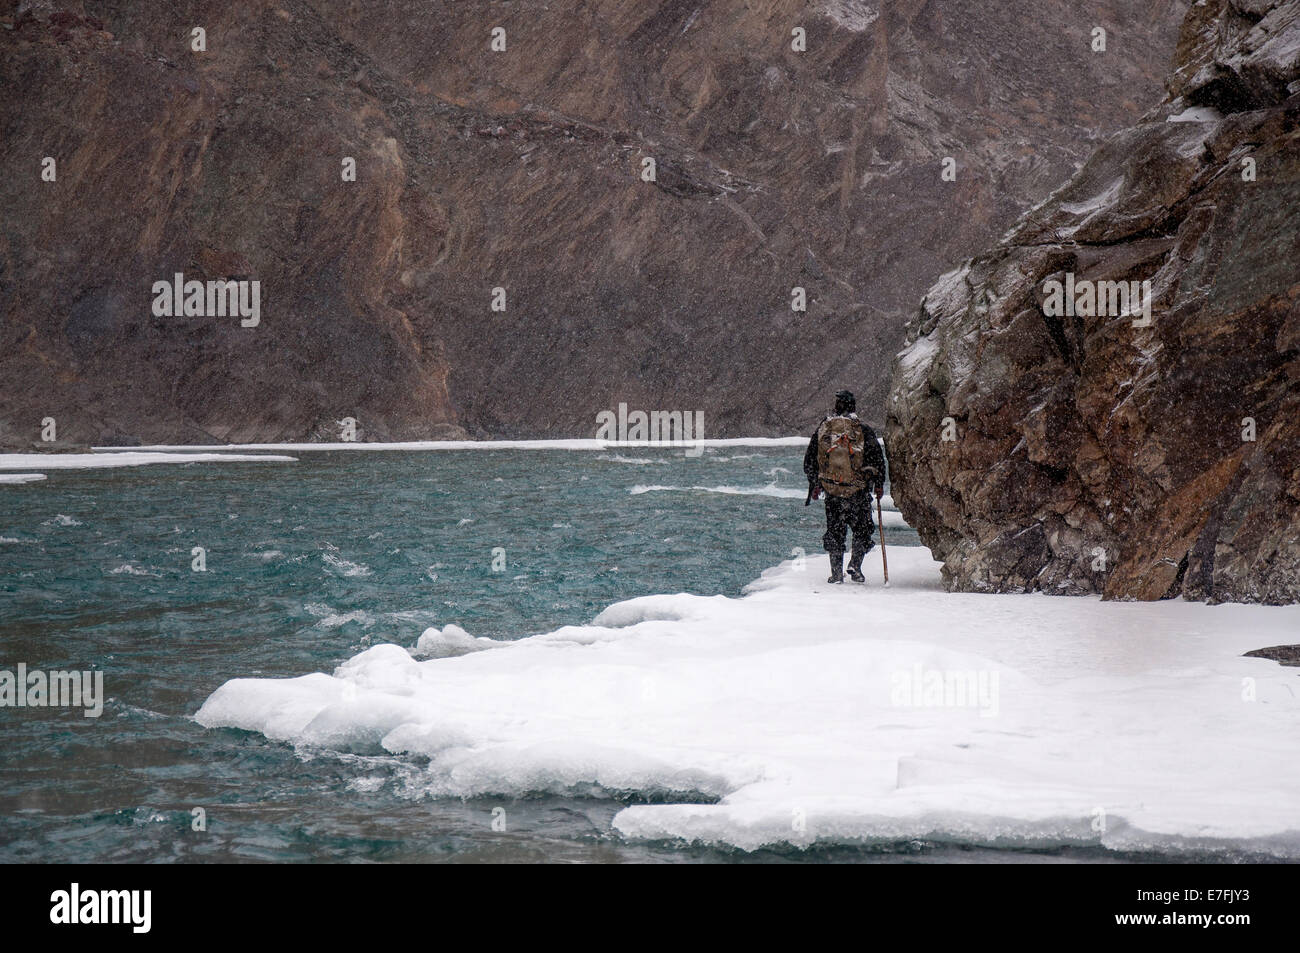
876, 491, 889, 586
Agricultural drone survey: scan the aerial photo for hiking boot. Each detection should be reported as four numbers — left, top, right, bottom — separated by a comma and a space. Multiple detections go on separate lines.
847, 551, 865, 583
828, 554, 844, 584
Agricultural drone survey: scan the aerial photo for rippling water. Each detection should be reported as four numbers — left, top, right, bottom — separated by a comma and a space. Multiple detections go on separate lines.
0, 447, 1240, 863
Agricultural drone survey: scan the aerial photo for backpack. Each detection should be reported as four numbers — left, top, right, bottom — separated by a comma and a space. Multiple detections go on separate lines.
817, 415, 868, 497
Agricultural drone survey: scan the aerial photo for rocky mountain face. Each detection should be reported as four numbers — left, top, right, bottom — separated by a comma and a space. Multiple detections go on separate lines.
0, 0, 1185, 447
886, 0, 1300, 603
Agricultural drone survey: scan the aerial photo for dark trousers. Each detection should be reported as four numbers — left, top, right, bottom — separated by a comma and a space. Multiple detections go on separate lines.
823, 491, 875, 561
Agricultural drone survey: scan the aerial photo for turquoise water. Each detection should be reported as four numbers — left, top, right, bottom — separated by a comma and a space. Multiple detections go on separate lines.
0, 447, 906, 862
0, 448, 1250, 863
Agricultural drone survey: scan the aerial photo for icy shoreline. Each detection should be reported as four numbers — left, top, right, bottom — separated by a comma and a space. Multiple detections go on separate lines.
196, 548, 1300, 857
0, 452, 297, 470
94, 437, 809, 453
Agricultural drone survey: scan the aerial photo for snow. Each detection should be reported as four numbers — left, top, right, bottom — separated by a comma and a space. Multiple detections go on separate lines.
195, 547, 1300, 856
96, 438, 808, 453
879, 510, 911, 530
893, 333, 943, 396
919, 263, 971, 321
820, 0, 880, 32
413, 624, 510, 658
0, 453, 296, 470
0, 473, 46, 484
1166, 105, 1223, 123
1059, 176, 1124, 218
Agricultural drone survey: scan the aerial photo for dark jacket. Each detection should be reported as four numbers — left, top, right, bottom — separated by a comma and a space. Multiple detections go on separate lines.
803, 414, 887, 492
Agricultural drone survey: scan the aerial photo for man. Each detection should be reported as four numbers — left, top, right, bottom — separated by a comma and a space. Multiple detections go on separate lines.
803, 390, 886, 584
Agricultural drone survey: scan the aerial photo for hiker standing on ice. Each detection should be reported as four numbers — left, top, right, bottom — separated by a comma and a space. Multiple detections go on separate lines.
803, 390, 886, 584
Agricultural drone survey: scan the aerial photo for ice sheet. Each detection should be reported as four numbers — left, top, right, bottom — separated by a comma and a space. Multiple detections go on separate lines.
196, 547, 1300, 856
0, 453, 296, 469
95, 438, 808, 453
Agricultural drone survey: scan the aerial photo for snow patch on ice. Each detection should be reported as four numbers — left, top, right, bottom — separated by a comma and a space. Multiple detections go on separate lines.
0, 453, 295, 470
412, 624, 510, 659
196, 548, 1300, 856
0, 473, 46, 484
878, 510, 911, 529
101, 438, 807, 454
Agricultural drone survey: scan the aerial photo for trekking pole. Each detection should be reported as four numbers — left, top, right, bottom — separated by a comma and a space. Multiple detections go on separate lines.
876, 491, 889, 586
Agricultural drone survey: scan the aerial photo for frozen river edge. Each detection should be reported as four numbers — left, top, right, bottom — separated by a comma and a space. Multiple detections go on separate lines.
196, 547, 1300, 858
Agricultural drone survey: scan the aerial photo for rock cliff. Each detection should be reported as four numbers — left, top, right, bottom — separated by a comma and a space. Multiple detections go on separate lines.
1, 0, 1184, 446
886, 0, 1300, 602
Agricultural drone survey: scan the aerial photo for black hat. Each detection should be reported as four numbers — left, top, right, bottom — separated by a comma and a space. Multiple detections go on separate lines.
834, 390, 856, 413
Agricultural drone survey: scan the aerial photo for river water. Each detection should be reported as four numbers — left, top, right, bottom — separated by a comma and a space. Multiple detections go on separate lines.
1, 447, 1231, 862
